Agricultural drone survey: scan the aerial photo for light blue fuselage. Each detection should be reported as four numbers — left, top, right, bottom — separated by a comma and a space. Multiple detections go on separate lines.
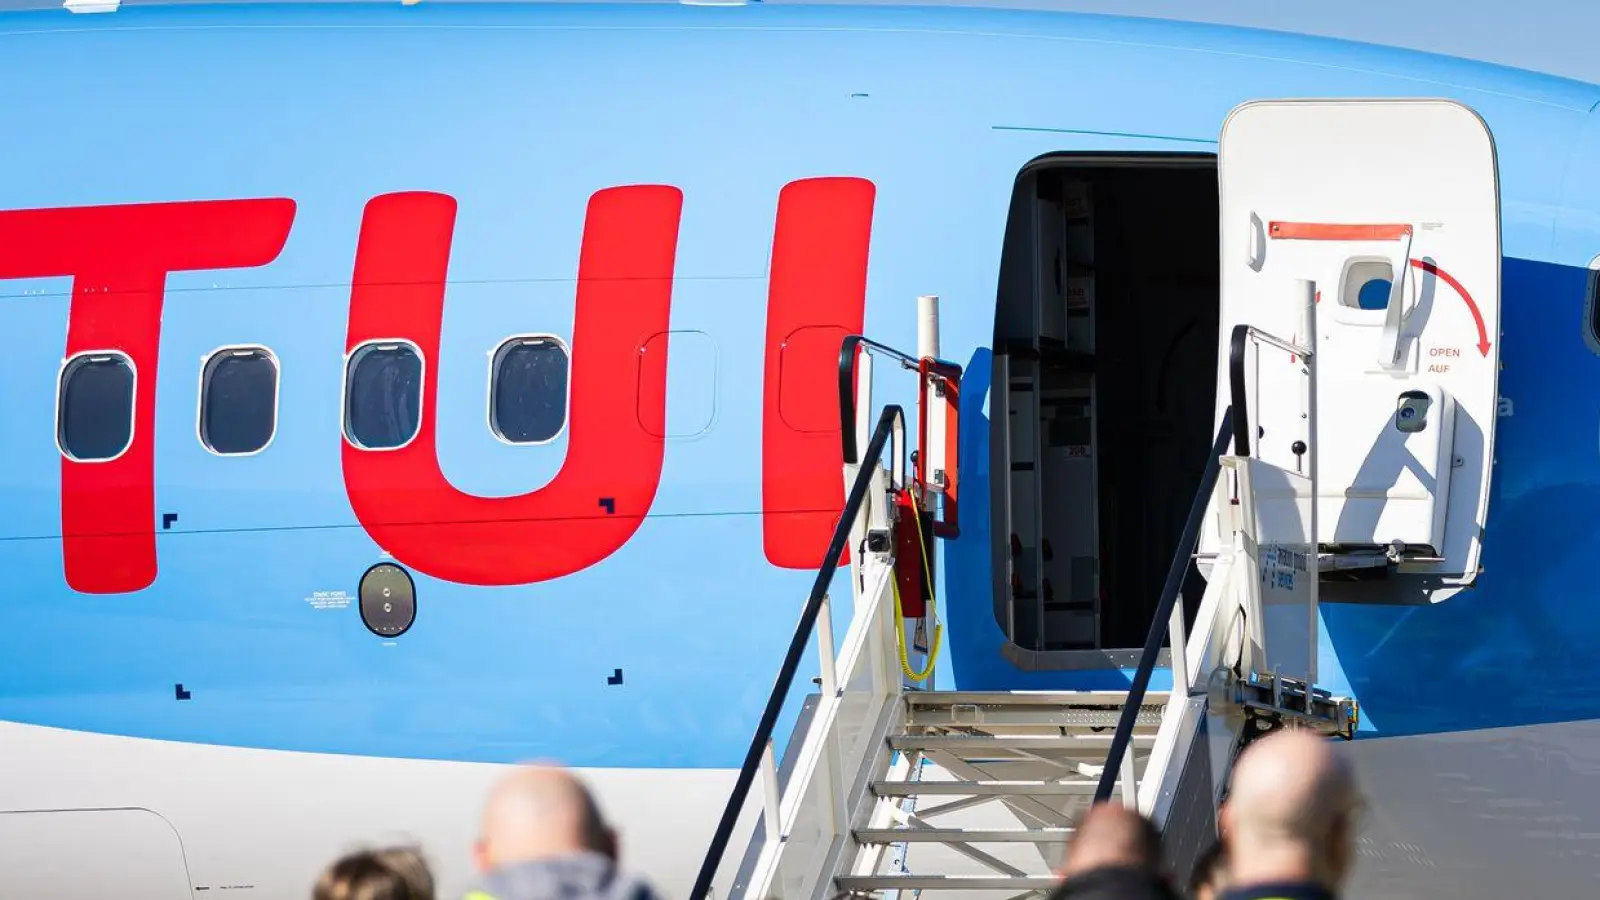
2, 4, 1599, 897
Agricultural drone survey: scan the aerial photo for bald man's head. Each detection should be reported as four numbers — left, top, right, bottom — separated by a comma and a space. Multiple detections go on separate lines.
1220, 729, 1361, 891
473, 765, 617, 873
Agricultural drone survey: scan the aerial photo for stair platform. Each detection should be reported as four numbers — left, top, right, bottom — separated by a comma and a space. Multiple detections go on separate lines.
838, 871, 1062, 890
854, 827, 1076, 843
830, 689, 1169, 899
836, 874, 1063, 892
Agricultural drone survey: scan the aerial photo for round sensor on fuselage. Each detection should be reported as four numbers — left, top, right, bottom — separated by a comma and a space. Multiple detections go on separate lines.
359, 562, 416, 638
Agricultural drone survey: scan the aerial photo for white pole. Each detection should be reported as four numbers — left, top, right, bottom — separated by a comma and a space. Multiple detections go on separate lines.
917, 295, 940, 360
917, 295, 947, 495
1299, 278, 1320, 687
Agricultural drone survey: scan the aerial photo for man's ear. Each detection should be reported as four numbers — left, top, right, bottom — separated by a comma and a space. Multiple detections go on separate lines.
1326, 812, 1352, 885
473, 839, 492, 874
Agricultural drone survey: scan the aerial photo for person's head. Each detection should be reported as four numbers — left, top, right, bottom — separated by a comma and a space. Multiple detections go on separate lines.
1188, 840, 1227, 900
1219, 728, 1362, 891
473, 763, 617, 874
313, 847, 434, 900
1058, 802, 1163, 878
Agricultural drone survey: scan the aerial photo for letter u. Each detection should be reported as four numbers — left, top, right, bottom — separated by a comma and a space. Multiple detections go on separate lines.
341, 188, 683, 585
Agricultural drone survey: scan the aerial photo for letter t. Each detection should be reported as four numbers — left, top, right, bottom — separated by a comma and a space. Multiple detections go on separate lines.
0, 199, 295, 593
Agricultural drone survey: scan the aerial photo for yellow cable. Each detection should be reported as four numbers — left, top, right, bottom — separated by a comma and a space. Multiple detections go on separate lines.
894, 490, 944, 683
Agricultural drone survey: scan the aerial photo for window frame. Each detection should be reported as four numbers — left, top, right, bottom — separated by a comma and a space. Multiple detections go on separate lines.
342, 338, 428, 452
1585, 254, 1600, 357
55, 348, 138, 464
195, 344, 281, 458
485, 333, 572, 447
1331, 255, 1405, 323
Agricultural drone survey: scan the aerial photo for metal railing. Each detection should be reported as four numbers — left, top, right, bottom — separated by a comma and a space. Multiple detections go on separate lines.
689, 332, 962, 900
837, 334, 962, 466
838, 335, 963, 538
1091, 407, 1233, 803
1227, 322, 1315, 458
687, 403, 906, 900
1094, 321, 1313, 804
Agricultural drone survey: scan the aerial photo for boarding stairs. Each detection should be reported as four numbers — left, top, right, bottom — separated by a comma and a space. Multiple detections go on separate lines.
831, 689, 1168, 895
690, 295, 1358, 900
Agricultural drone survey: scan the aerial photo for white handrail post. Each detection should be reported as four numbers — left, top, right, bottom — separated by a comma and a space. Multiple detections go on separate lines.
759, 738, 783, 844
1119, 743, 1139, 810
1299, 277, 1321, 685
1168, 602, 1190, 695
816, 596, 848, 847
817, 594, 839, 697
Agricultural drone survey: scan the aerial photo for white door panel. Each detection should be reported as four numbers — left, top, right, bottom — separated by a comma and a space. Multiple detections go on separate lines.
1217, 98, 1501, 587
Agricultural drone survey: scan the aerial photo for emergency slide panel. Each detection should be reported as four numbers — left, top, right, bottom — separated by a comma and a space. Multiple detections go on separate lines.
1230, 456, 1318, 684
1218, 99, 1500, 584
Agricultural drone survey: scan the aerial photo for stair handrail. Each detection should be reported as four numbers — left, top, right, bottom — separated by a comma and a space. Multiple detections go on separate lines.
1094, 322, 1314, 803
688, 402, 907, 900
838, 334, 963, 465
1092, 406, 1234, 803
1227, 323, 1314, 458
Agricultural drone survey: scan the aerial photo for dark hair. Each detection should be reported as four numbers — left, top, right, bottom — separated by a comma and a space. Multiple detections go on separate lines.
1133, 811, 1163, 865
314, 847, 435, 900
1188, 840, 1226, 896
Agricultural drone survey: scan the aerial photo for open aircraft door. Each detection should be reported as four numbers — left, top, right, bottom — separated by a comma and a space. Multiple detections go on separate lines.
1215, 99, 1502, 612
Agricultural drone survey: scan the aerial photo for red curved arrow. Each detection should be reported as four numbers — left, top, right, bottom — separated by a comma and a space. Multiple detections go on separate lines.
1411, 259, 1491, 357
1266, 221, 1491, 357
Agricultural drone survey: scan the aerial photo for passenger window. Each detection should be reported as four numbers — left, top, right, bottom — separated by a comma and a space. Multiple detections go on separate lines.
490, 336, 569, 444
199, 347, 279, 455
1356, 278, 1392, 311
1339, 259, 1394, 311
345, 342, 424, 450
58, 352, 136, 462
1588, 256, 1600, 353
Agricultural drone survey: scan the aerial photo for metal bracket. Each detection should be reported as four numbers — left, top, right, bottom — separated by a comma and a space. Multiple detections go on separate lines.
1233, 671, 1358, 742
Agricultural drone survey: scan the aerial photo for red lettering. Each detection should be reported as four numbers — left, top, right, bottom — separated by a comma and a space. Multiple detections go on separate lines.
0, 199, 294, 594
1429, 346, 1461, 357
341, 187, 682, 585
761, 177, 875, 569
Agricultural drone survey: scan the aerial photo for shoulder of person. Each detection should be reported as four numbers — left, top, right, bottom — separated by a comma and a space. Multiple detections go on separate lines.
1049, 865, 1181, 900
1219, 882, 1337, 900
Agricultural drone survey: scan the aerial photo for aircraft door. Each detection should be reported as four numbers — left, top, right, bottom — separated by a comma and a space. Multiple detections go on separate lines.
1218, 99, 1501, 587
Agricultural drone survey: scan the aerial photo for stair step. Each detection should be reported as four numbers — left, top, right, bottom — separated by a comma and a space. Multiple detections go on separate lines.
855, 827, 1075, 843
871, 779, 1098, 797
906, 706, 1163, 729
836, 874, 1061, 891
891, 734, 1156, 752
907, 690, 1170, 706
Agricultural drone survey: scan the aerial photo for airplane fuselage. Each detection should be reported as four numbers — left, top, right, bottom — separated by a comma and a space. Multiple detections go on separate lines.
3, 4, 1600, 899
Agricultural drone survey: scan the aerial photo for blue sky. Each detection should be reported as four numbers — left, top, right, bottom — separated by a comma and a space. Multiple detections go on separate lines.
1044, 0, 1600, 84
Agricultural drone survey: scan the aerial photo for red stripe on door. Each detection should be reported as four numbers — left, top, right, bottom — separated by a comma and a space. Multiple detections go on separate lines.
1267, 221, 1412, 241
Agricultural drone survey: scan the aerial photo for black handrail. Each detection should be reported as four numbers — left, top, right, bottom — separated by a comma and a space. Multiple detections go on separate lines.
688, 404, 906, 900
1228, 325, 1254, 457
838, 334, 962, 465
1093, 322, 1306, 801
1092, 406, 1235, 803
1226, 323, 1314, 459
